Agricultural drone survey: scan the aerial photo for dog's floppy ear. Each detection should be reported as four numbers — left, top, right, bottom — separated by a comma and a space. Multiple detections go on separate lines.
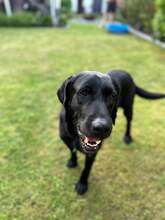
57, 75, 76, 135
57, 76, 75, 105
111, 80, 120, 125
111, 103, 118, 125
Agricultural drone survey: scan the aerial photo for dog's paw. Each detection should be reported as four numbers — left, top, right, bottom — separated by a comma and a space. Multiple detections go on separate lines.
75, 182, 88, 195
123, 135, 133, 144
67, 159, 77, 168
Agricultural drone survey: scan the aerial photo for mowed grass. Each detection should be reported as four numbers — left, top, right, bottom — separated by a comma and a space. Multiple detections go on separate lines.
0, 25, 165, 220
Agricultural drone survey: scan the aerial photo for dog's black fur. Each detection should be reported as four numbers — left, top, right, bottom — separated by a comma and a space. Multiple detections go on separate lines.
57, 70, 165, 195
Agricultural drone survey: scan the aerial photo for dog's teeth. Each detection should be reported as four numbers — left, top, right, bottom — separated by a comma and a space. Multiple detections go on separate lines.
96, 140, 101, 144
87, 143, 97, 147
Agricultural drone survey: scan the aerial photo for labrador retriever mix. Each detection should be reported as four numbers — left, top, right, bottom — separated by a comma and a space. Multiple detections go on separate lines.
57, 70, 165, 195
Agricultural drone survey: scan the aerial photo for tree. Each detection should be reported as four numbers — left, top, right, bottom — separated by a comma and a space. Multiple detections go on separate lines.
153, 0, 165, 41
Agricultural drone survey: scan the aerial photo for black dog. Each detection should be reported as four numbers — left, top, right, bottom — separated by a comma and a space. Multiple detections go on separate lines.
57, 70, 165, 195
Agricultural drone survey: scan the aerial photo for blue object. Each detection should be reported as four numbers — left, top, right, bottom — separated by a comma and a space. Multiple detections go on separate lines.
105, 22, 129, 34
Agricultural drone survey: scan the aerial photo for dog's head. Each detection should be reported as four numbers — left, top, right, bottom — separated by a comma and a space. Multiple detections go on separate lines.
57, 71, 119, 154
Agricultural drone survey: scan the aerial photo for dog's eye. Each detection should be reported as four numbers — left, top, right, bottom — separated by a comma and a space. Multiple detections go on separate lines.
79, 87, 92, 96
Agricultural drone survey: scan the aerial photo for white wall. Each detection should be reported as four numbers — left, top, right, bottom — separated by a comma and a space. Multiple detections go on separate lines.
56, 0, 61, 9
83, 0, 93, 14
71, 0, 78, 12
101, 0, 107, 13
70, 0, 107, 14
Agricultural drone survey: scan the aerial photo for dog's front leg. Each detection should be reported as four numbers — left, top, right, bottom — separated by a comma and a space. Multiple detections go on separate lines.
75, 153, 96, 195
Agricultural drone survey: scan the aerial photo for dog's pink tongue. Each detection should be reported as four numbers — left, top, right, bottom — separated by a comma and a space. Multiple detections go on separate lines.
84, 136, 97, 144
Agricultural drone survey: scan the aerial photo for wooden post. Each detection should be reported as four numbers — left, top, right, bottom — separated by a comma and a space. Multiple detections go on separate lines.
71, 0, 78, 13
50, 0, 57, 26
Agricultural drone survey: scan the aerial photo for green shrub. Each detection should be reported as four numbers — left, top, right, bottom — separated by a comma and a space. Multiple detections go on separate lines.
61, 0, 71, 18
35, 13, 52, 26
58, 0, 71, 27
120, 0, 155, 34
0, 13, 9, 26
153, 0, 165, 41
9, 12, 36, 27
61, 0, 71, 12
0, 11, 51, 27
58, 14, 68, 27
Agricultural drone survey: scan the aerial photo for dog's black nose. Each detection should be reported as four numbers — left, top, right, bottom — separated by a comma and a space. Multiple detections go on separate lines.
92, 118, 111, 136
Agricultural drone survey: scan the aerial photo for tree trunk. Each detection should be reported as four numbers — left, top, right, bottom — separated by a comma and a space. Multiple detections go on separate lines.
78, 0, 84, 13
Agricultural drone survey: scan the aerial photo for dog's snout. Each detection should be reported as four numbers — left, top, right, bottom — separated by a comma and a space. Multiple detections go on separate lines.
91, 118, 111, 136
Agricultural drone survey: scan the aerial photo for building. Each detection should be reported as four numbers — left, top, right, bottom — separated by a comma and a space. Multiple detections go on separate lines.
1, 1, 115, 16
71, 0, 107, 14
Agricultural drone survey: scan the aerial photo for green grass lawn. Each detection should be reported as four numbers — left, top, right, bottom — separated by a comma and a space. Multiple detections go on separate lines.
0, 25, 165, 220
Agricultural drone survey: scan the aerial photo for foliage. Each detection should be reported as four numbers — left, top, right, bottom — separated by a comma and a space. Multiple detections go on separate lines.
0, 25, 165, 220
58, 14, 68, 27
58, 0, 71, 27
0, 12, 36, 27
0, 11, 51, 27
120, 0, 155, 34
61, 0, 71, 10
35, 12, 52, 26
153, 0, 165, 41
61, 0, 71, 17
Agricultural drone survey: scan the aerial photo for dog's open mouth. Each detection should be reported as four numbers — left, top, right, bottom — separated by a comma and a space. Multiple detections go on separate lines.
78, 129, 102, 154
